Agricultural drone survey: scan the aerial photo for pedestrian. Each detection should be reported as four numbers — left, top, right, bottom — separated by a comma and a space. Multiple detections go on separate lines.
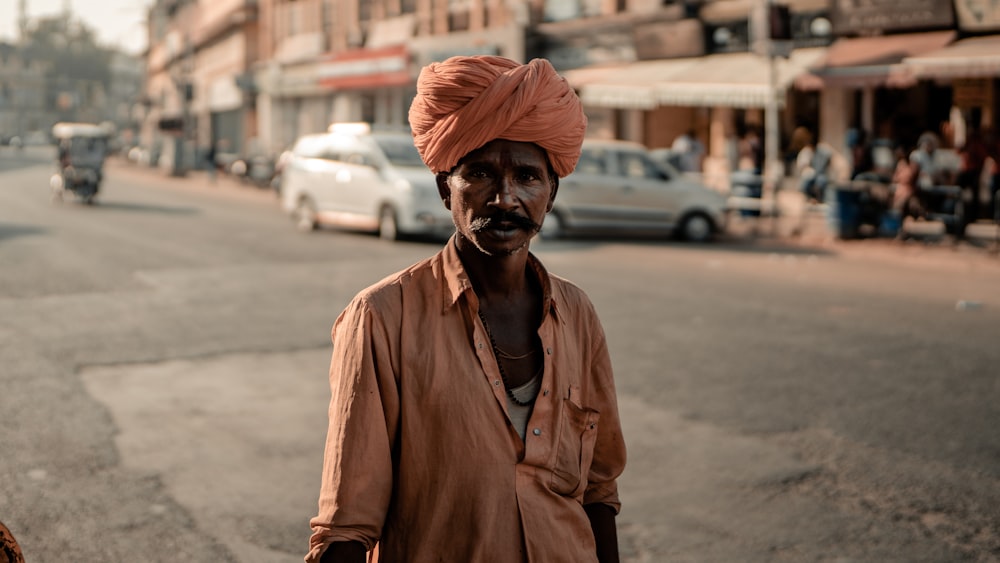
306, 55, 627, 563
909, 131, 946, 189
957, 127, 988, 224
671, 128, 705, 173
989, 129, 1000, 223
206, 140, 218, 184
794, 129, 832, 203
890, 143, 925, 224
849, 129, 875, 180
742, 128, 764, 175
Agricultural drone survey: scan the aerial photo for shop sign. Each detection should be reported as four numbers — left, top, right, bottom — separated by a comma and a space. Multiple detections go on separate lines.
634, 19, 705, 60
420, 45, 499, 67
952, 78, 992, 108
319, 45, 411, 90
831, 0, 953, 34
955, 0, 1000, 31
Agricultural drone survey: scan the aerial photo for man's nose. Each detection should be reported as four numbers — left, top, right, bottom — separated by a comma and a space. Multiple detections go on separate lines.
491, 177, 518, 207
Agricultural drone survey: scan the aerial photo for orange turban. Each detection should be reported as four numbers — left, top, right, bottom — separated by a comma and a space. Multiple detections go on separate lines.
409, 56, 587, 178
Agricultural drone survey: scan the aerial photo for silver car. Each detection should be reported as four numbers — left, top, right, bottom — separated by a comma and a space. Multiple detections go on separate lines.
543, 139, 729, 242
280, 123, 454, 241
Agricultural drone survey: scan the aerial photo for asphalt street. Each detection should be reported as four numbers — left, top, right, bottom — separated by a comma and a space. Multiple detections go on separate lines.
1, 146, 999, 562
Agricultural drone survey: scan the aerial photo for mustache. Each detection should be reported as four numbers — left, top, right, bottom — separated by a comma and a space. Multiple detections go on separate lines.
469, 211, 542, 233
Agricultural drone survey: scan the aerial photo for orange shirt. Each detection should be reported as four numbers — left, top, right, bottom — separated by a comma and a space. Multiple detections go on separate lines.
307, 238, 626, 563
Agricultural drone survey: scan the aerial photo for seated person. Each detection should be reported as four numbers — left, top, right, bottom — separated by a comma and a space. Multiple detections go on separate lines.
797, 142, 832, 203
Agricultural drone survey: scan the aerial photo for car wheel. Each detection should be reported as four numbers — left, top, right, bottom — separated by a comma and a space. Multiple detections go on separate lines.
378, 206, 399, 241
679, 213, 714, 242
294, 197, 318, 232
539, 211, 564, 240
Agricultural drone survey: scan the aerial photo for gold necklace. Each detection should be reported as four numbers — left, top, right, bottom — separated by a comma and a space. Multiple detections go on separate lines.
477, 310, 540, 407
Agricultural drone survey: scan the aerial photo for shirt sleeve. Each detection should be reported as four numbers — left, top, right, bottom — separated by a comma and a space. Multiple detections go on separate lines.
306, 295, 400, 562
582, 306, 627, 514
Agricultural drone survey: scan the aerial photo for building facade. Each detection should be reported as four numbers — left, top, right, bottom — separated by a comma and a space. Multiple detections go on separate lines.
141, 0, 1000, 190
254, 0, 528, 156
0, 43, 48, 142
545, 0, 834, 190
143, 0, 261, 173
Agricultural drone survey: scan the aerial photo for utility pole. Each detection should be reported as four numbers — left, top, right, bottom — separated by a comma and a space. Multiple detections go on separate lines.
18, 0, 29, 41
756, 0, 791, 234
171, 34, 193, 177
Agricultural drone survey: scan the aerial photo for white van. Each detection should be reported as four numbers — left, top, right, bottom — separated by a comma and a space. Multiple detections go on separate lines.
279, 123, 454, 241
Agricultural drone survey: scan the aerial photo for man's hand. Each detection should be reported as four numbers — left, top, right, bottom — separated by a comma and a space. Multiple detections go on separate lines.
585, 503, 620, 563
319, 540, 366, 563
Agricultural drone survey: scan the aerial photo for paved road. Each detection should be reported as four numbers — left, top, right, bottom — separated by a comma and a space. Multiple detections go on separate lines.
2, 154, 998, 562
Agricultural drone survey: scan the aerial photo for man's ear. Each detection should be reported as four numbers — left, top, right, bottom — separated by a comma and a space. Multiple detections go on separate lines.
546, 175, 559, 213
436, 172, 452, 209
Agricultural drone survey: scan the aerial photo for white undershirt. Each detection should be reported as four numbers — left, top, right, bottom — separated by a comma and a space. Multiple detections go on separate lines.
506, 373, 542, 441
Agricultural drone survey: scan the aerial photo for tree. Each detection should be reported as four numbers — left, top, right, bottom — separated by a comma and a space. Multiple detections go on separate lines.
22, 14, 114, 120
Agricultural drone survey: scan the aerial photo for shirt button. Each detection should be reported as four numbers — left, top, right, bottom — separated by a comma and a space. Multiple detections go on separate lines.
495, 380, 501, 386
532, 428, 541, 436
478, 342, 483, 349
546, 347, 552, 355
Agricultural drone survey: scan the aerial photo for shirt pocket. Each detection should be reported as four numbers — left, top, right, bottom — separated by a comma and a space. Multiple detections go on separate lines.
549, 397, 600, 497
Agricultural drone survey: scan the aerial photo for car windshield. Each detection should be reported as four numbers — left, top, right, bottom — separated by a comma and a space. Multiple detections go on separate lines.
293, 135, 330, 158
373, 136, 425, 167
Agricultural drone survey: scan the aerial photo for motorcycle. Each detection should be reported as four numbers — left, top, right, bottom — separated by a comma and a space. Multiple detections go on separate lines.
50, 122, 109, 205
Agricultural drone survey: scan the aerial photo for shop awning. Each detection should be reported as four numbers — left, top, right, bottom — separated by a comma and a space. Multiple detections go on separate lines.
562, 58, 698, 110
563, 47, 826, 110
796, 31, 955, 90
900, 35, 1000, 79
653, 48, 827, 108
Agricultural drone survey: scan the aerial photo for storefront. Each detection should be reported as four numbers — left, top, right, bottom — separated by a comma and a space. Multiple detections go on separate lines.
797, 0, 957, 159
896, 33, 1000, 141
562, 47, 826, 190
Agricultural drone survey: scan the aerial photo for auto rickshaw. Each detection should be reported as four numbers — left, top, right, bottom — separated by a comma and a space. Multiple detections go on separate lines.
50, 122, 109, 204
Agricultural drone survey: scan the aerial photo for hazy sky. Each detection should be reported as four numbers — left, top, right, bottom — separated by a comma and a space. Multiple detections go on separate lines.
0, 0, 151, 54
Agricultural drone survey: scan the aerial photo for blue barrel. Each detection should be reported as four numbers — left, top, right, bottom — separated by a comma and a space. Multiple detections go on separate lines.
730, 171, 763, 217
826, 185, 862, 239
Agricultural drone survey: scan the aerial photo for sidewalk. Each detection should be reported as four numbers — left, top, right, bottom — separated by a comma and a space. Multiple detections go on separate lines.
724, 187, 1000, 267
113, 159, 1000, 269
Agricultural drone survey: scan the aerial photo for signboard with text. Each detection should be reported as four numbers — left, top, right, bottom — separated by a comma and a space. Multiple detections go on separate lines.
955, 0, 1000, 31
318, 45, 411, 91
831, 0, 954, 34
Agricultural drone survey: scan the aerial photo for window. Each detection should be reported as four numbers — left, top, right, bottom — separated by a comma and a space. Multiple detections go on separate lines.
293, 135, 330, 158
374, 136, 424, 167
619, 151, 664, 180
575, 148, 607, 175
344, 151, 375, 167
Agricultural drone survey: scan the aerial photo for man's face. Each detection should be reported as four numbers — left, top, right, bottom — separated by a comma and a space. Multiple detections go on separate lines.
437, 139, 557, 257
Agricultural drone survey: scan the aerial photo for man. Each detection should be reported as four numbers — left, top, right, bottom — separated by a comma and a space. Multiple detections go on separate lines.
909, 132, 945, 189
306, 56, 626, 563
957, 127, 988, 224
671, 129, 704, 173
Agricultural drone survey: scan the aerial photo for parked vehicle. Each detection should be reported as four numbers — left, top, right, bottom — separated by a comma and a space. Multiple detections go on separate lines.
648, 148, 686, 175
50, 122, 109, 205
541, 139, 728, 242
279, 123, 454, 240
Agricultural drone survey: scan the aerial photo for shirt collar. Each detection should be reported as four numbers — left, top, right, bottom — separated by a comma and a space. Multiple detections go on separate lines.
438, 235, 559, 322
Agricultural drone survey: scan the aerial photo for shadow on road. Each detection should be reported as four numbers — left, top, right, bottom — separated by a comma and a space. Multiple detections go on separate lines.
0, 223, 47, 241
80, 200, 200, 216
534, 232, 839, 258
